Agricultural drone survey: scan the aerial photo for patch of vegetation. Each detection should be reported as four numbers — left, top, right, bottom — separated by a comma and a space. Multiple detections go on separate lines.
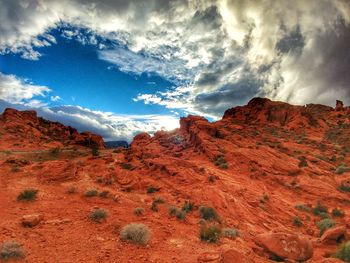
134, 207, 144, 216
199, 206, 220, 222
313, 201, 328, 216
146, 186, 159, 194
222, 228, 239, 238
120, 223, 151, 245
332, 208, 345, 217
85, 188, 98, 197
120, 163, 135, 170
317, 218, 336, 236
49, 147, 60, 156
17, 189, 38, 201
298, 156, 308, 167
260, 194, 269, 204
295, 204, 311, 212
213, 155, 228, 169
338, 184, 350, 192
66, 185, 78, 194
89, 208, 108, 222
199, 223, 221, 243
0, 240, 25, 260
208, 175, 216, 183
91, 145, 100, 157
334, 240, 350, 262
182, 200, 194, 213
99, 190, 109, 198
151, 197, 165, 212
168, 206, 186, 220
335, 164, 350, 175
292, 216, 303, 227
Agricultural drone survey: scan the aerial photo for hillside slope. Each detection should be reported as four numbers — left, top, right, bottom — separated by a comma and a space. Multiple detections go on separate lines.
1, 98, 350, 262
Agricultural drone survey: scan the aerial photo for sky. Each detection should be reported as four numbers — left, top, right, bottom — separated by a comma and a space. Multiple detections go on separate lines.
0, 0, 349, 141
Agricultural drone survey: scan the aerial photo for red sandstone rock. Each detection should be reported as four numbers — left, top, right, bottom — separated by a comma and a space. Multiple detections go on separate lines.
21, 214, 44, 227
256, 232, 313, 261
320, 226, 346, 244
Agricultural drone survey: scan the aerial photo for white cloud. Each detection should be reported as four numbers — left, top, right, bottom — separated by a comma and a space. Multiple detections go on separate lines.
50, 95, 61, 102
0, 72, 51, 104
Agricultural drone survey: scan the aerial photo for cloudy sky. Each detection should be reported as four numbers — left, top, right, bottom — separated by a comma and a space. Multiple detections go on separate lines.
0, 0, 349, 141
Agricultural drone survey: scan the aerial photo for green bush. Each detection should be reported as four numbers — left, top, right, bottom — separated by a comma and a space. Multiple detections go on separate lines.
199, 206, 219, 222
151, 197, 165, 212
332, 208, 345, 217
338, 184, 350, 192
134, 207, 144, 215
17, 189, 38, 201
99, 190, 109, 198
317, 218, 336, 236
313, 201, 328, 216
89, 208, 108, 222
199, 223, 221, 243
335, 164, 350, 175
120, 223, 151, 245
295, 204, 311, 212
0, 240, 25, 260
146, 186, 159, 194
85, 188, 98, 197
334, 240, 350, 262
293, 217, 303, 227
182, 201, 194, 213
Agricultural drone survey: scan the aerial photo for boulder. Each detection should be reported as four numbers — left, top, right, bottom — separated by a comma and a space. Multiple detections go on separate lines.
320, 226, 346, 244
219, 249, 250, 263
197, 252, 220, 262
21, 214, 43, 227
256, 232, 313, 261
335, 100, 344, 111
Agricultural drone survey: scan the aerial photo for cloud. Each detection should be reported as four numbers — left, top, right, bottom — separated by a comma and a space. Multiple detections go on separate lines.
1, 0, 350, 119
0, 72, 51, 104
50, 95, 61, 102
0, 99, 179, 141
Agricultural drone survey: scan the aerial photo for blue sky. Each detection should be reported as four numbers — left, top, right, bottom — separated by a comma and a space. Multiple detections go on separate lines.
0, 0, 349, 141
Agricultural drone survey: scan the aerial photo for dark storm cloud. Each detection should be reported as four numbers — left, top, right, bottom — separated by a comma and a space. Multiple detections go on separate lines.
276, 25, 305, 55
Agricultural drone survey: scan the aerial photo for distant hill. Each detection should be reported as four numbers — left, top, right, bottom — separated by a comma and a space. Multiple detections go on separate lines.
104, 140, 129, 148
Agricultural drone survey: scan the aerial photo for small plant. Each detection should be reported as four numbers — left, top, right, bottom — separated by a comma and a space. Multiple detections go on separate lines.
332, 208, 345, 217
208, 175, 216, 183
66, 185, 78, 194
293, 216, 303, 227
222, 228, 239, 238
335, 164, 350, 175
134, 207, 144, 216
85, 188, 98, 197
199, 206, 219, 222
317, 218, 336, 236
169, 206, 178, 216
295, 204, 311, 212
182, 200, 194, 213
17, 189, 38, 201
99, 190, 109, 198
313, 201, 328, 216
298, 156, 308, 167
151, 197, 165, 212
96, 177, 104, 184
260, 194, 269, 203
146, 186, 159, 194
89, 208, 108, 222
334, 240, 350, 262
91, 145, 100, 156
120, 223, 151, 245
0, 240, 25, 260
213, 155, 228, 169
120, 163, 135, 170
176, 210, 186, 220
338, 184, 350, 192
199, 223, 221, 243
49, 147, 60, 156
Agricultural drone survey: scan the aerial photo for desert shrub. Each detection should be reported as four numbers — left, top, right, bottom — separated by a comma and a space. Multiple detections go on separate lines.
214, 155, 228, 169
176, 210, 186, 220
338, 184, 350, 192
182, 200, 194, 213
295, 204, 311, 212
260, 194, 269, 203
89, 208, 108, 222
95, 177, 104, 184
134, 207, 144, 215
319, 212, 331, 219
85, 188, 98, 197
293, 216, 303, 227
332, 208, 345, 217
199, 206, 219, 222
313, 201, 328, 216
17, 189, 38, 201
317, 218, 336, 235
120, 223, 151, 245
99, 190, 109, 198
169, 206, 178, 216
0, 240, 25, 260
208, 175, 216, 183
298, 157, 308, 167
91, 145, 99, 156
66, 185, 78, 194
334, 240, 350, 262
199, 223, 221, 243
335, 164, 350, 175
49, 147, 60, 156
222, 228, 239, 238
120, 163, 135, 170
146, 186, 159, 194
151, 197, 165, 211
